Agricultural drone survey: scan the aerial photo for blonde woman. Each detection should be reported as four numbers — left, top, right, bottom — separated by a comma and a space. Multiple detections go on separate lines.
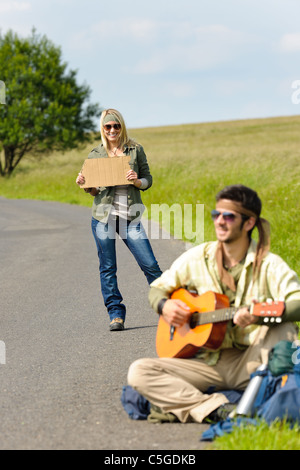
76, 109, 162, 331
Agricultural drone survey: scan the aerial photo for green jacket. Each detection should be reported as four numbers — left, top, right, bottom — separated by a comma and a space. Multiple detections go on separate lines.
88, 142, 153, 223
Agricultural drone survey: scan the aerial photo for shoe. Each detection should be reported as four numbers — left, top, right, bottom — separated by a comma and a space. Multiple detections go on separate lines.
109, 318, 125, 331
205, 403, 236, 423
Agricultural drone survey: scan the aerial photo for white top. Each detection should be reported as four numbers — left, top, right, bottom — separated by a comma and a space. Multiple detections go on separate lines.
111, 179, 149, 220
111, 185, 129, 219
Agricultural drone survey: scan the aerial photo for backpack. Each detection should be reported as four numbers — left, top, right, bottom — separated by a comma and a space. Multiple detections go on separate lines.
201, 341, 300, 441
252, 341, 300, 424
120, 385, 150, 420
268, 340, 296, 376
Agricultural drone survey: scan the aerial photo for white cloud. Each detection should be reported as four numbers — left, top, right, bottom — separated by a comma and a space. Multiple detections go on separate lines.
163, 81, 196, 98
91, 19, 158, 41
69, 19, 254, 74
68, 19, 159, 52
132, 23, 253, 74
279, 33, 300, 52
213, 79, 251, 96
0, 1, 31, 13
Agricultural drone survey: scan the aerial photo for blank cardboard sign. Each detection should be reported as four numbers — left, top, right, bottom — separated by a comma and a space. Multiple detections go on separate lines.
80, 156, 133, 188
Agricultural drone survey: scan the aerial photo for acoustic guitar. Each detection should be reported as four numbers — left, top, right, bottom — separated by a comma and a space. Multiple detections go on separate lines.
156, 288, 284, 359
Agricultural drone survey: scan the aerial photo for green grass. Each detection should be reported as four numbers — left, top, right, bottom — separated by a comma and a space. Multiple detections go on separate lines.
139, 116, 300, 272
0, 141, 99, 207
1, 115, 300, 450
208, 419, 300, 450
3, 115, 299, 268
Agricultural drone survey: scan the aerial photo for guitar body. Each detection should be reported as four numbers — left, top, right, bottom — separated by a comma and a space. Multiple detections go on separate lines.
156, 289, 230, 358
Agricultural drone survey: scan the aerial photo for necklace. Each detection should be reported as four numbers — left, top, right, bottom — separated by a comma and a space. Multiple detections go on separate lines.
109, 146, 120, 156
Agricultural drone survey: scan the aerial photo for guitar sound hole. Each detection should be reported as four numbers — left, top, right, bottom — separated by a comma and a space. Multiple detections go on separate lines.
189, 317, 198, 329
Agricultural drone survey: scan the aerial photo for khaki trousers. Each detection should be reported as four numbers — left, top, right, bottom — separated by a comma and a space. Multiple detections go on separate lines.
127, 323, 298, 423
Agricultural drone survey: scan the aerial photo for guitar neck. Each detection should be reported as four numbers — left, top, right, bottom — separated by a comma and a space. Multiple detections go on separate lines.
191, 306, 239, 327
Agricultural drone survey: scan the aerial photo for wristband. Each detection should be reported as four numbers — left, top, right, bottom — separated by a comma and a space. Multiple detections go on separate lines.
157, 298, 168, 315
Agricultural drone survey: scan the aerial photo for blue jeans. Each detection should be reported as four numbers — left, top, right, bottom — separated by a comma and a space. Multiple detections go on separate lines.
91, 216, 162, 322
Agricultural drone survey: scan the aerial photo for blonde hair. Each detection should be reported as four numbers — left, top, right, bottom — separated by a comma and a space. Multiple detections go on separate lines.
100, 108, 137, 151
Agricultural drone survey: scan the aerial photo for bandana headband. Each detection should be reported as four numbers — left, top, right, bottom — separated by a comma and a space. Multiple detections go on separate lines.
216, 200, 257, 219
103, 113, 121, 125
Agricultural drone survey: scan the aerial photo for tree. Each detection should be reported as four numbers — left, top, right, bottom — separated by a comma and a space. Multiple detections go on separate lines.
0, 29, 101, 176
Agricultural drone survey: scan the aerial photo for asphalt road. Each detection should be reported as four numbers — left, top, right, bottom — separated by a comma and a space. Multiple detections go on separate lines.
0, 197, 209, 451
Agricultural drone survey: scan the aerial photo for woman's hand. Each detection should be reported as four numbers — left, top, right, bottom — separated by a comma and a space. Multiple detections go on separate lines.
126, 169, 141, 187
76, 173, 85, 185
76, 172, 97, 194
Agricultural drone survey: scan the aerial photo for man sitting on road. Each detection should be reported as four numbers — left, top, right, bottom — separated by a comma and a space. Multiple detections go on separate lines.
127, 184, 300, 423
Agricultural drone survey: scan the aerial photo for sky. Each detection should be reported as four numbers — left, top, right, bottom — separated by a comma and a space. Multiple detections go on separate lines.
1, 0, 300, 128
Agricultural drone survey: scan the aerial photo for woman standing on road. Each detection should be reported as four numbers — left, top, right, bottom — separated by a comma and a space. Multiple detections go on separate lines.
76, 109, 162, 331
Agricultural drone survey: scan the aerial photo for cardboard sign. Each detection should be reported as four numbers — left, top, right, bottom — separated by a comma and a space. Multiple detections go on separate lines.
80, 156, 133, 188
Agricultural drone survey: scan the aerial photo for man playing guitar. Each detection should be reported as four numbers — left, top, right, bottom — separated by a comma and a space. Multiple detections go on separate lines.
128, 185, 300, 423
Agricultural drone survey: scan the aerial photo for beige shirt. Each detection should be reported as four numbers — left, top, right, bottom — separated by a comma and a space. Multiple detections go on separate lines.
149, 240, 300, 364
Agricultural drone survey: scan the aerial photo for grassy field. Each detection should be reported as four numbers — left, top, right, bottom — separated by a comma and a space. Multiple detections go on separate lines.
1, 114, 300, 450
1, 115, 300, 269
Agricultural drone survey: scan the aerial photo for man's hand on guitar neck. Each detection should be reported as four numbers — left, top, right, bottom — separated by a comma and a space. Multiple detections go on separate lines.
162, 299, 191, 328
161, 299, 259, 329
233, 306, 259, 328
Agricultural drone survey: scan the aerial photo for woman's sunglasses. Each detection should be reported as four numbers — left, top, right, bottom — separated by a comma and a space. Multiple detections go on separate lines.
211, 210, 237, 223
104, 124, 121, 131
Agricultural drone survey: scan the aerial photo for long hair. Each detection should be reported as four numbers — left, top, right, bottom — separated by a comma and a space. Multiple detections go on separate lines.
100, 108, 137, 151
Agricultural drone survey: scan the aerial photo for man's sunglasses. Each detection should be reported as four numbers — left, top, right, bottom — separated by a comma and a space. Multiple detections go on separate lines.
211, 210, 237, 223
104, 124, 121, 131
